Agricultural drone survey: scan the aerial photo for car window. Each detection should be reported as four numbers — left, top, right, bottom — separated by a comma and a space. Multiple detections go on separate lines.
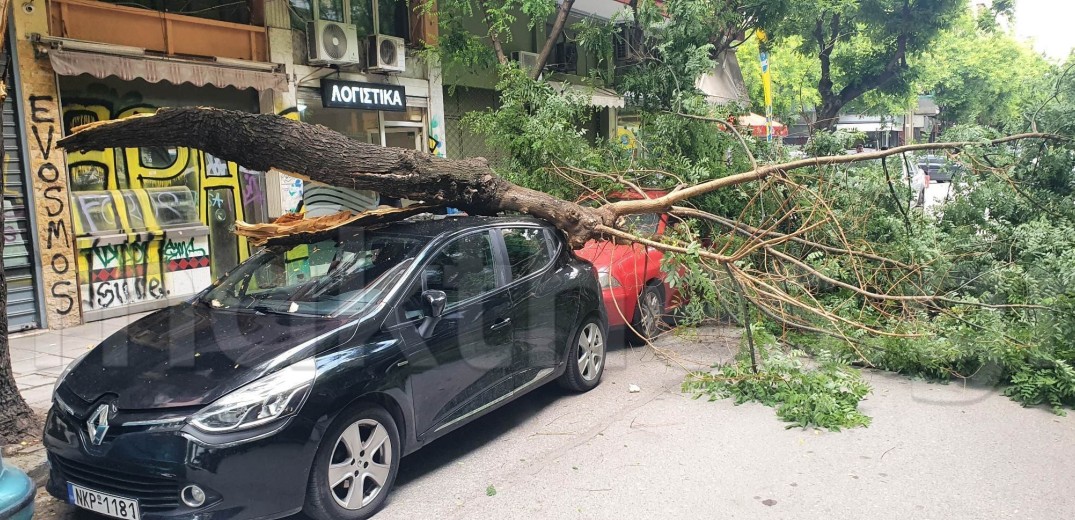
618, 213, 661, 235
502, 228, 552, 281
423, 232, 498, 306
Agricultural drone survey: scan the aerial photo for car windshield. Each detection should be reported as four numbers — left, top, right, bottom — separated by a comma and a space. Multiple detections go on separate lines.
200, 231, 424, 318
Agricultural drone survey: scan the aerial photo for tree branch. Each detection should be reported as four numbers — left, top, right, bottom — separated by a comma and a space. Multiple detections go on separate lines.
532, 0, 576, 79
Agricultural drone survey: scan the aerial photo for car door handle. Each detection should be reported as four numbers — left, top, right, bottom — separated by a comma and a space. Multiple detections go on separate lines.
490, 318, 511, 330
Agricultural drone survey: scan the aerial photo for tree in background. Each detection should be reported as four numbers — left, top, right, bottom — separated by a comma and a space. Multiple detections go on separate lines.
771, 0, 964, 130
919, 10, 1051, 131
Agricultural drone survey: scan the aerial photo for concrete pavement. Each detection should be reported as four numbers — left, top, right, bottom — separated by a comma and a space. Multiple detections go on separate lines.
11, 314, 149, 411
27, 324, 1075, 519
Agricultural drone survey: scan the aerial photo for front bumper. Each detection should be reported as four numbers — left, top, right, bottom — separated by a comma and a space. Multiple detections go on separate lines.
43, 404, 319, 520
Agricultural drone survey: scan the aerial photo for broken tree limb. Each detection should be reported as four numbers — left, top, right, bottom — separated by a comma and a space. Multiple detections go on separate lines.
234, 205, 439, 247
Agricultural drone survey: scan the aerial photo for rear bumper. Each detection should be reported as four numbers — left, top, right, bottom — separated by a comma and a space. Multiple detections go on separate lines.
601, 286, 636, 328
43, 404, 318, 520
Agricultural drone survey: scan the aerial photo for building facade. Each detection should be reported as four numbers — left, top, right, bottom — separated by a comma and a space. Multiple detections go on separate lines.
5, 0, 443, 330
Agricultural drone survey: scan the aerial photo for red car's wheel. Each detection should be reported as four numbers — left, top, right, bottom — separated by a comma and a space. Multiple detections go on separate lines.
633, 284, 663, 342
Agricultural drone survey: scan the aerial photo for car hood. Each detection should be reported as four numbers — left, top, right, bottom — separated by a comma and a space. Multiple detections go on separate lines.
62, 303, 363, 410
575, 239, 636, 269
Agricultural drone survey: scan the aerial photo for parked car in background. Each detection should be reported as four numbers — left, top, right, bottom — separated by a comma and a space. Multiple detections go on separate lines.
917, 154, 963, 183
44, 215, 606, 520
576, 190, 678, 341
0, 451, 35, 520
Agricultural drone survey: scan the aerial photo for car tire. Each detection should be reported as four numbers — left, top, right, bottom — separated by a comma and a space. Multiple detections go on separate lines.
558, 316, 606, 392
632, 283, 664, 343
303, 403, 402, 520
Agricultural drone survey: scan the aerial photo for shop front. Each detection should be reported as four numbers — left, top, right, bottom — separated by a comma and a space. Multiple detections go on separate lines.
296, 78, 430, 214
58, 75, 271, 322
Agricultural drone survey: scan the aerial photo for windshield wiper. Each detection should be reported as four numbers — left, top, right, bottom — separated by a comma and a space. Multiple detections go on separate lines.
251, 304, 322, 318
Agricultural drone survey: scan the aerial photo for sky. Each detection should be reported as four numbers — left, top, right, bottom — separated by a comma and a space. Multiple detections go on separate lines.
1014, 0, 1075, 60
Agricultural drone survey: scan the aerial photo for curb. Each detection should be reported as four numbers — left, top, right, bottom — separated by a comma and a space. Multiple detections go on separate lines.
6, 446, 48, 487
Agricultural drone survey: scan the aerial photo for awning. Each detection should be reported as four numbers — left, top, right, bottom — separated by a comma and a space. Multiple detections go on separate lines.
736, 113, 789, 137
49, 48, 287, 92
549, 82, 625, 109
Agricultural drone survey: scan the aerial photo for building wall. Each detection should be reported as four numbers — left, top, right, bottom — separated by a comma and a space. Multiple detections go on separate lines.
11, 4, 82, 329
9, 1, 281, 328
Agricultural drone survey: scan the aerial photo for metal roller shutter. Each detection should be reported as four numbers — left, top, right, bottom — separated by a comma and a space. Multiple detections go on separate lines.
2, 46, 42, 331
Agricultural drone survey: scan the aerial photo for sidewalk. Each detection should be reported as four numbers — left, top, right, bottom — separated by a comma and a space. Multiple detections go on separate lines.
11, 313, 149, 411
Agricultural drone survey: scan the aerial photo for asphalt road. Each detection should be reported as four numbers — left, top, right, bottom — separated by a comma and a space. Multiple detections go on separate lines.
36, 326, 1075, 520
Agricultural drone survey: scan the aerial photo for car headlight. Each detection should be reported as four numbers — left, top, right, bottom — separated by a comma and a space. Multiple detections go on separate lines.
54, 351, 90, 395
597, 269, 622, 289
190, 358, 316, 433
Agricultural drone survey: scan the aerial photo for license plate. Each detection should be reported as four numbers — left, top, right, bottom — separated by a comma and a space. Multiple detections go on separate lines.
68, 483, 141, 520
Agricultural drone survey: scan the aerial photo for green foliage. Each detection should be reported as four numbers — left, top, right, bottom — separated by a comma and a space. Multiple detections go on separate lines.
462, 66, 621, 198
917, 12, 1051, 131
737, 34, 819, 123
684, 327, 872, 431
760, 0, 965, 122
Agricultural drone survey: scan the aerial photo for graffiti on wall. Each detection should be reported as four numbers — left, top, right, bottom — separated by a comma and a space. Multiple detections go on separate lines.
62, 86, 268, 313
27, 94, 79, 319
428, 117, 445, 157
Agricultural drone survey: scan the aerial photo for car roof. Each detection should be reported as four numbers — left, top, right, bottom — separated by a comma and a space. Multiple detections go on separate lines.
359, 214, 555, 239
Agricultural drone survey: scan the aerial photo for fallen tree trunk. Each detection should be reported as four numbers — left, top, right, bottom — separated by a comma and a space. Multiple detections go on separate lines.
58, 108, 611, 247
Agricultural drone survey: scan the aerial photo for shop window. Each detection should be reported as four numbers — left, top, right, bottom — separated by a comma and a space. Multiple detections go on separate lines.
146, 187, 199, 228
72, 192, 122, 234
207, 187, 240, 276
139, 147, 179, 170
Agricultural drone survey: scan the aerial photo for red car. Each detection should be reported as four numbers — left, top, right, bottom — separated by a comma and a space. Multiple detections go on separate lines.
575, 191, 677, 341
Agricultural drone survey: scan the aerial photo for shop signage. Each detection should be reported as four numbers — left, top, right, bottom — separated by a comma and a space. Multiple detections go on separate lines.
321, 79, 407, 112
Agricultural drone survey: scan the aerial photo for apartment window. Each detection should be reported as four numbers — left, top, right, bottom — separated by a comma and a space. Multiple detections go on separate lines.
291, 0, 409, 39
319, 0, 345, 22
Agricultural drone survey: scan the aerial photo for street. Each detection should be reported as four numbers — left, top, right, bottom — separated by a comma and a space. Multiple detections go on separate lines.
33, 326, 1075, 520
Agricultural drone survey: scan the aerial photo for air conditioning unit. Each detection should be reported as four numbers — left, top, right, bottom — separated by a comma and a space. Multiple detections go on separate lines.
511, 51, 540, 76
549, 41, 578, 74
368, 34, 406, 73
308, 20, 361, 66
613, 22, 646, 64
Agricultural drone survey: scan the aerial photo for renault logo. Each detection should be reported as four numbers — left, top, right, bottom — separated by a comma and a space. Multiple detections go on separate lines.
86, 403, 114, 446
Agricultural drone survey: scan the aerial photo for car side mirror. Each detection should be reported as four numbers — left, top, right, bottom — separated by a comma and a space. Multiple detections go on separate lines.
422, 289, 447, 318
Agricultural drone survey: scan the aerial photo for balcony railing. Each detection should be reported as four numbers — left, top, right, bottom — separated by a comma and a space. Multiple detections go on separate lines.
48, 0, 268, 62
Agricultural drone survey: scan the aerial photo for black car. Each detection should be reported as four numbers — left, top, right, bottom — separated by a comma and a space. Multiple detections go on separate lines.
44, 216, 606, 520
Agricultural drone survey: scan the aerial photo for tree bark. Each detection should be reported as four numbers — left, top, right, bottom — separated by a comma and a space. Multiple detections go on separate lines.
811, 6, 911, 132
478, 0, 510, 64
0, 0, 40, 444
58, 108, 612, 247
531, 0, 575, 79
